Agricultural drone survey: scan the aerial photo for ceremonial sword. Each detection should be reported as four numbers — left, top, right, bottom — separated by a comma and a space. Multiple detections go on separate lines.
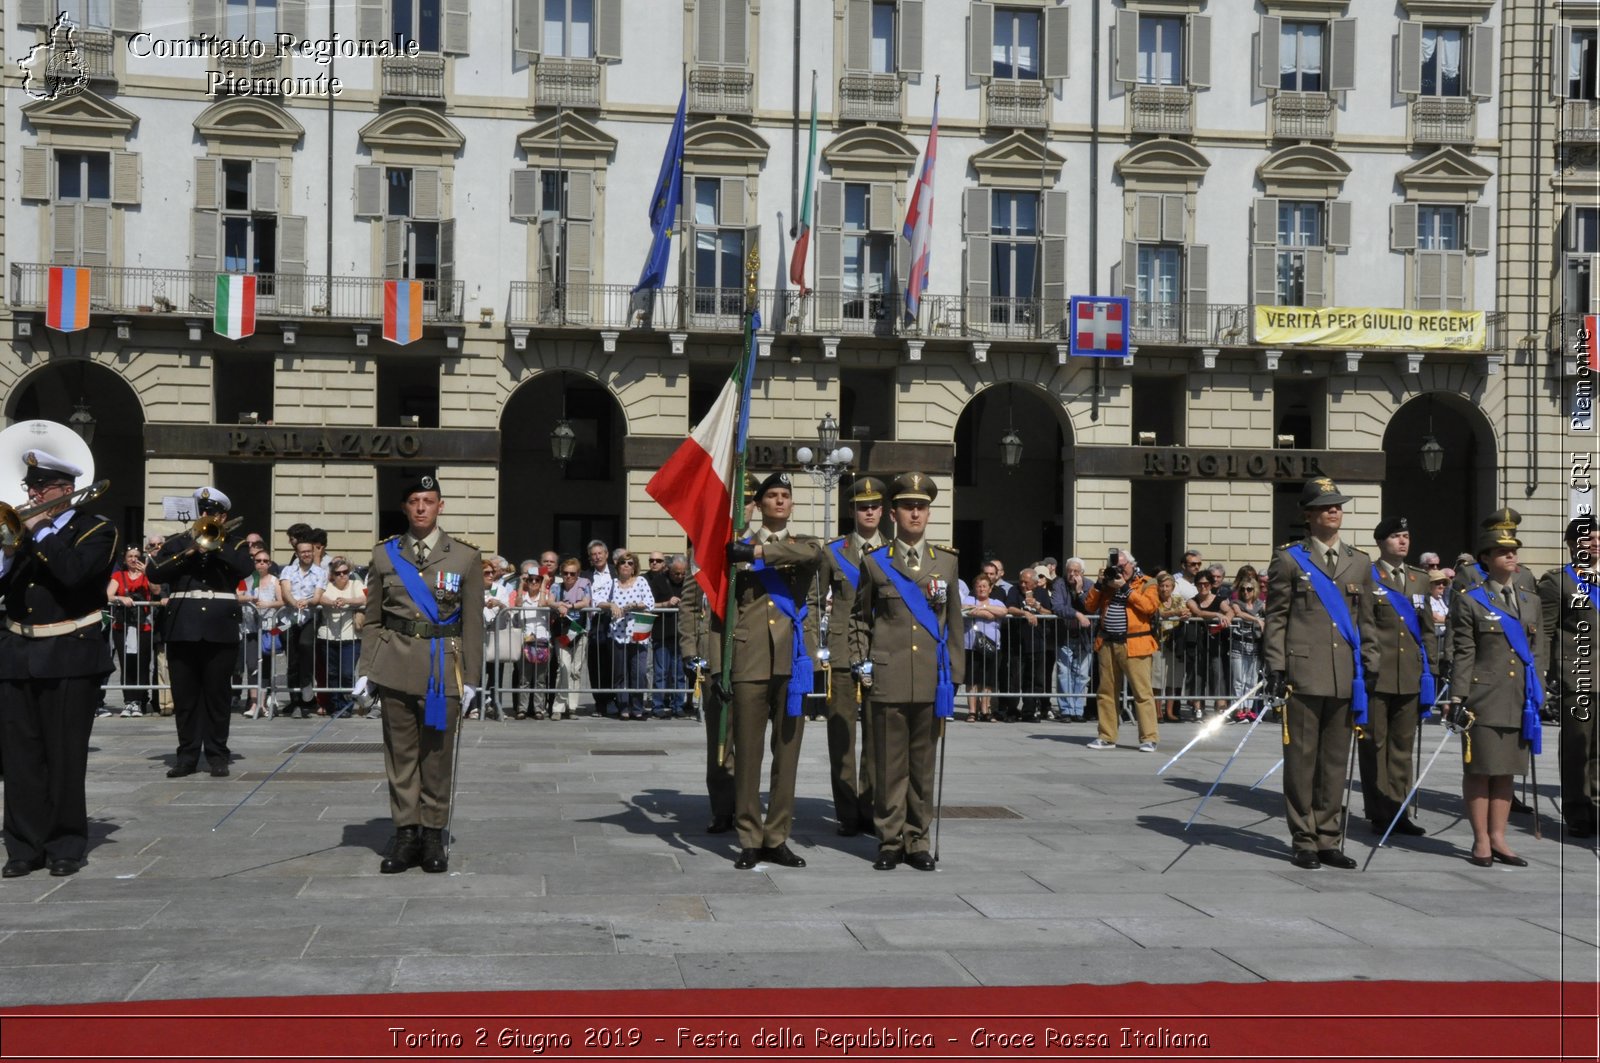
1366, 697, 1472, 869
1182, 690, 1283, 830
1156, 679, 1265, 775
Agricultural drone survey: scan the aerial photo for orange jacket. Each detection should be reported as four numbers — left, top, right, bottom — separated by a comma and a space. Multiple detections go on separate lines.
1084, 574, 1160, 658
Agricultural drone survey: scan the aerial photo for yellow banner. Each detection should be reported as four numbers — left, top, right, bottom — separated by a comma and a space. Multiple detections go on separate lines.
1253, 306, 1486, 351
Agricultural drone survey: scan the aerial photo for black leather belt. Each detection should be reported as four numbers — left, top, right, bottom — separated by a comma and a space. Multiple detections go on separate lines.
383, 616, 462, 639
1101, 629, 1151, 644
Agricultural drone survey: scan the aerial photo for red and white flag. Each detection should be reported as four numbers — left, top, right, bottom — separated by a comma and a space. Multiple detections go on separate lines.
902, 89, 940, 322
788, 73, 818, 295
646, 313, 761, 621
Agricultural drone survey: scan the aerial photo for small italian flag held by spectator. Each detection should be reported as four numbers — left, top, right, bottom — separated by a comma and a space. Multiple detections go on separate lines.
629, 612, 655, 642
214, 274, 256, 339
557, 614, 585, 647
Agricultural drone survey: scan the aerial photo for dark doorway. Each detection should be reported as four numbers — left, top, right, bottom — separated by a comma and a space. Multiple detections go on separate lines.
953, 384, 1070, 577
1381, 394, 1493, 563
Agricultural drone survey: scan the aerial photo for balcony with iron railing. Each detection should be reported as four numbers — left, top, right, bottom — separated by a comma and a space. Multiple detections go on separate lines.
214, 52, 285, 93
838, 73, 902, 123
381, 54, 446, 100
1410, 96, 1475, 145
70, 29, 116, 81
1270, 91, 1335, 140
1548, 309, 1596, 358
1558, 99, 1600, 144
535, 56, 602, 109
688, 66, 754, 115
1129, 84, 1193, 135
9, 264, 465, 326
987, 79, 1048, 129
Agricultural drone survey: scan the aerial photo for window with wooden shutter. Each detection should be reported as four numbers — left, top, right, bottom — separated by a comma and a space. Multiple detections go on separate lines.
1185, 15, 1210, 89
968, 2, 994, 82
510, 169, 542, 220
1397, 21, 1422, 96
1040, 189, 1067, 334
1183, 244, 1208, 334
442, 0, 470, 55
1329, 19, 1357, 93
899, 1, 924, 76
355, 165, 384, 218
191, 209, 219, 274
1042, 5, 1069, 82
1113, 9, 1137, 84
963, 187, 991, 311
21, 147, 49, 202
1466, 25, 1493, 99
1390, 204, 1418, 251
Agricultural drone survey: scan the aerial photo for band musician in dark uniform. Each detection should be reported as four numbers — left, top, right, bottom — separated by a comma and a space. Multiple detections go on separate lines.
148, 487, 253, 778
0, 449, 118, 878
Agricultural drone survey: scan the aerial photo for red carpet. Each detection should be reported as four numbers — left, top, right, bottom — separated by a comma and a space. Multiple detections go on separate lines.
2, 981, 1595, 1061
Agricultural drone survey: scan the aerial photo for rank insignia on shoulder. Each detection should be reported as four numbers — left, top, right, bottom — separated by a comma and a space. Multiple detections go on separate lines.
454, 537, 481, 551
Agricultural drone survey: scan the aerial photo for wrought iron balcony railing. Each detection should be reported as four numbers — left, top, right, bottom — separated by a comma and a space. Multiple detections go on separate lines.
839, 73, 902, 123
1270, 91, 1335, 140
987, 79, 1048, 129
1410, 96, 1475, 145
535, 56, 602, 109
1129, 84, 1193, 135
72, 29, 116, 81
688, 66, 754, 115
9, 264, 465, 326
381, 55, 446, 100
1558, 100, 1600, 144
215, 52, 285, 93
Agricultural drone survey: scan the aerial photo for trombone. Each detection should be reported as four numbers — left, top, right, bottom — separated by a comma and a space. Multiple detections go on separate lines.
191, 511, 244, 553
0, 479, 110, 548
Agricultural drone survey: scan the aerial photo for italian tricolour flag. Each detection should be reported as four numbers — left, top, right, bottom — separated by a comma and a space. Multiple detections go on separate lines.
214, 274, 256, 340
629, 612, 656, 642
788, 73, 818, 295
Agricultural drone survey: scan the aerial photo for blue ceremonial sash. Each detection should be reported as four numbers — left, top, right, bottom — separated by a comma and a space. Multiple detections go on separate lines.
1287, 545, 1369, 724
829, 539, 862, 591
386, 539, 461, 732
866, 546, 956, 719
1466, 585, 1545, 755
1372, 565, 1437, 713
751, 555, 812, 717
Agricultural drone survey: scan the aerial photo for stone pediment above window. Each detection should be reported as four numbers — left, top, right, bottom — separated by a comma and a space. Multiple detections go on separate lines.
21, 89, 137, 135
1396, 147, 1492, 202
970, 132, 1065, 187
1256, 144, 1351, 199
683, 119, 769, 173
516, 111, 618, 169
1400, 0, 1494, 18
357, 107, 466, 153
193, 98, 304, 145
820, 126, 918, 183
1260, 0, 1349, 16
1114, 138, 1209, 193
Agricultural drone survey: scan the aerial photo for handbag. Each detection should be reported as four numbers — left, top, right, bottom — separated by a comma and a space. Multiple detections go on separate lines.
524, 641, 552, 666
262, 629, 283, 655
486, 610, 521, 662
973, 631, 1000, 655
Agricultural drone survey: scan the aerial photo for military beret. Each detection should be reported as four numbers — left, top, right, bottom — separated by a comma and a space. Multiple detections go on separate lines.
890, 471, 937, 505
1567, 514, 1599, 546
193, 485, 232, 511
1299, 477, 1351, 508
755, 471, 792, 498
400, 472, 443, 500
1373, 516, 1409, 542
21, 449, 81, 487
845, 476, 887, 504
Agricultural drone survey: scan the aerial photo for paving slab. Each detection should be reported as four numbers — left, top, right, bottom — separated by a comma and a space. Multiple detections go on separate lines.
394, 953, 685, 991
610, 919, 863, 954
951, 947, 1263, 987
674, 950, 977, 989
849, 917, 1133, 951
0, 900, 168, 930
0, 962, 159, 1005
1216, 945, 1545, 983
306, 920, 616, 958
0, 925, 317, 965
133, 957, 403, 1002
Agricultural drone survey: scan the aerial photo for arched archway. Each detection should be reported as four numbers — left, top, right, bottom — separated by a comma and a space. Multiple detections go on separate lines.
952, 383, 1072, 574
1381, 393, 1495, 561
498, 370, 627, 562
7, 361, 145, 546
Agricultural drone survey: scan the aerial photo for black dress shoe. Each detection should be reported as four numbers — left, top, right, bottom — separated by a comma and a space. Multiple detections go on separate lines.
1510, 796, 1533, 814
2, 858, 42, 878
420, 827, 449, 873
872, 849, 902, 871
1490, 849, 1528, 867
733, 848, 762, 870
208, 761, 230, 777
905, 851, 936, 871
762, 843, 806, 868
48, 858, 79, 877
1467, 852, 1494, 868
1290, 850, 1321, 870
1317, 849, 1357, 869
706, 816, 734, 834
1391, 818, 1427, 837
379, 826, 421, 874
166, 763, 198, 778
835, 823, 860, 838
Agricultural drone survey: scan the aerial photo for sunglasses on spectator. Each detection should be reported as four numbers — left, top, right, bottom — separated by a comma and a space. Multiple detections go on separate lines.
618, 559, 638, 568
332, 568, 350, 576
253, 558, 270, 565
648, 557, 665, 565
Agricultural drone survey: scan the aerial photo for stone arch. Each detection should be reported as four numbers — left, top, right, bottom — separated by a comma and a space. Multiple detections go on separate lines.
1256, 144, 1351, 198
357, 107, 466, 154
1114, 138, 1210, 190
820, 125, 919, 181
683, 118, 770, 169
192, 98, 305, 145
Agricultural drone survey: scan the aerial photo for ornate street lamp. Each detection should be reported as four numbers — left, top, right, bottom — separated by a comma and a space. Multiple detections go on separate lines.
1419, 433, 1444, 479
550, 419, 577, 469
797, 414, 857, 537
68, 400, 96, 446
999, 428, 1023, 469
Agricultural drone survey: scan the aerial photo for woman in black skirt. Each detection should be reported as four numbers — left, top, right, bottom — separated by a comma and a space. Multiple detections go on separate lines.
1448, 526, 1547, 867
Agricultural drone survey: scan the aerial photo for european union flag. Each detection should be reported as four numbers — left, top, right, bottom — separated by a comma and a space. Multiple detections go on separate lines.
633, 86, 687, 293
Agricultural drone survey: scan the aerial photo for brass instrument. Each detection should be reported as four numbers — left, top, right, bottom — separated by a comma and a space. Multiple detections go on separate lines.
191, 512, 244, 553
0, 479, 110, 548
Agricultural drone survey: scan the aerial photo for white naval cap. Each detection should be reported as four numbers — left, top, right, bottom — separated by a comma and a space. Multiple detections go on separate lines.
22, 449, 84, 484
193, 485, 232, 510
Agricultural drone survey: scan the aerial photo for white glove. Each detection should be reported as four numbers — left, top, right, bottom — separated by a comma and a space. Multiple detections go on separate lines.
462, 684, 478, 711
351, 676, 370, 700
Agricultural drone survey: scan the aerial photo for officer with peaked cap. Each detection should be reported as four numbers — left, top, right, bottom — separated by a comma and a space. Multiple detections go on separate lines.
148, 486, 253, 780
0, 449, 117, 877
1263, 477, 1379, 870
1541, 515, 1600, 838
1453, 509, 1539, 600
356, 472, 484, 874
715, 470, 825, 870
850, 472, 964, 870
819, 475, 888, 838
1359, 515, 1433, 838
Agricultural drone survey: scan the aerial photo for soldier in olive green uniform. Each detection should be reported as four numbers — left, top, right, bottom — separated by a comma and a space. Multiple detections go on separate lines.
1452, 509, 1540, 600
849, 473, 965, 871
1449, 524, 1547, 866
718, 472, 825, 870
819, 476, 888, 838
1539, 516, 1597, 839
1359, 516, 1433, 837
1263, 478, 1379, 870
357, 473, 485, 874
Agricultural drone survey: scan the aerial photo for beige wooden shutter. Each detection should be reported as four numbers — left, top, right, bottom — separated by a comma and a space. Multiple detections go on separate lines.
964, 187, 991, 309
720, 176, 747, 227
1552, 26, 1572, 99
899, 1, 924, 76
1257, 17, 1281, 90
846, 0, 871, 72
697, 0, 724, 64
1185, 15, 1211, 89
968, 2, 994, 81
1397, 22, 1422, 96
1043, 5, 1069, 82
280, 0, 308, 39
411, 168, 442, 221
277, 214, 308, 310
815, 180, 844, 326
53, 206, 80, 265
1468, 204, 1491, 254
869, 182, 895, 232
112, 0, 139, 33
354, 165, 384, 218
438, 217, 457, 313
111, 151, 140, 206
80, 204, 111, 268
1414, 250, 1443, 309
515, 0, 542, 56
1040, 189, 1068, 333
1161, 194, 1186, 243
192, 0, 218, 37
191, 209, 219, 274
18, 0, 52, 26
565, 217, 592, 320
1116, 240, 1137, 301
195, 157, 220, 211
21, 147, 49, 202
510, 169, 541, 220
724, 0, 748, 67
1183, 244, 1208, 334
1329, 19, 1357, 93
1252, 198, 1278, 245
596, 0, 622, 61
1251, 247, 1278, 306
1302, 248, 1326, 307
357, 0, 384, 45
1114, 9, 1137, 84
1443, 251, 1466, 309
1390, 204, 1418, 251
384, 217, 405, 278
1134, 194, 1162, 243
252, 158, 277, 214
1327, 200, 1351, 250
442, 0, 470, 55
1467, 25, 1494, 99
537, 219, 558, 316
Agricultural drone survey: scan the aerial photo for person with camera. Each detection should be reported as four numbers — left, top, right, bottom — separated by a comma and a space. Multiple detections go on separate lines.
1263, 478, 1379, 870
1084, 550, 1161, 752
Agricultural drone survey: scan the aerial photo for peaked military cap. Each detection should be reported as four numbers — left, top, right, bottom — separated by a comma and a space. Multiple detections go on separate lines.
845, 476, 887, 504
193, 485, 232, 511
1299, 477, 1351, 508
1480, 507, 1522, 530
890, 471, 937, 504
21, 449, 82, 487
1475, 524, 1521, 555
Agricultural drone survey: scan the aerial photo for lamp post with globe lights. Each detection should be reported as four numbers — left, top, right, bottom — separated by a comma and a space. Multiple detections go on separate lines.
796, 413, 856, 538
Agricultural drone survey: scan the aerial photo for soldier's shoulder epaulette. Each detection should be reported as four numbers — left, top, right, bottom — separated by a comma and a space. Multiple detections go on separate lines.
827, 535, 847, 546
452, 536, 482, 552
936, 543, 958, 556
1276, 541, 1294, 551
378, 534, 401, 546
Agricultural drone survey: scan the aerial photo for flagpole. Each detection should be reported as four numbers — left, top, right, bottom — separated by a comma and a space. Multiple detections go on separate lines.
717, 246, 761, 765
